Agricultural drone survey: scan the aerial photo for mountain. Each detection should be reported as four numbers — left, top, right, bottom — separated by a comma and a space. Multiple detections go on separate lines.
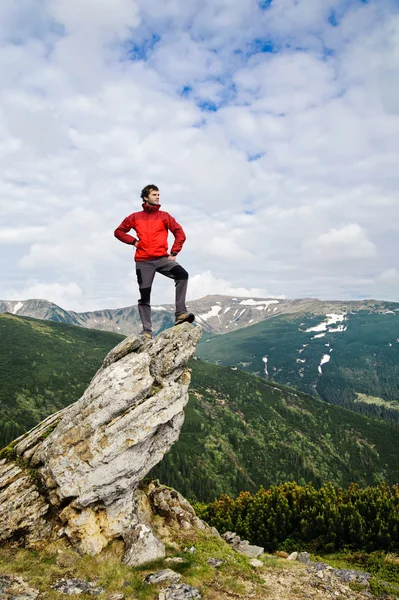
0, 313, 124, 446
196, 307, 399, 424
150, 358, 399, 501
2, 314, 399, 504
3, 294, 397, 336
0, 298, 174, 335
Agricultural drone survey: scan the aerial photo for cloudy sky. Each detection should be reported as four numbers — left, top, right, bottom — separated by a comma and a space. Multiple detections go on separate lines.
1, 0, 398, 311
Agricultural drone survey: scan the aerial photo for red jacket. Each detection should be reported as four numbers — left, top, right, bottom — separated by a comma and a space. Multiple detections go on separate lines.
114, 203, 186, 262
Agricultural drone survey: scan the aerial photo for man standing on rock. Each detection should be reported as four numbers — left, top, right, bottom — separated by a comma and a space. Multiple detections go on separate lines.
114, 184, 194, 339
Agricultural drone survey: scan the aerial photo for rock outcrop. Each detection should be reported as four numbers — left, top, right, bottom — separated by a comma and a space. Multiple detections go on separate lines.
0, 323, 201, 564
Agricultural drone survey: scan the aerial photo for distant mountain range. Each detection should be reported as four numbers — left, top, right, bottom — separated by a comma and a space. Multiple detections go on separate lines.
196, 304, 399, 424
1, 295, 397, 335
2, 295, 399, 425
2, 312, 399, 503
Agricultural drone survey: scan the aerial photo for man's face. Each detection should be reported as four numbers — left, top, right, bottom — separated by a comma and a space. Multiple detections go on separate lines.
145, 189, 160, 205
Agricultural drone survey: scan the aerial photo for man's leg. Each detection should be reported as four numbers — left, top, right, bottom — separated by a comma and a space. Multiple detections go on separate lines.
155, 257, 189, 318
136, 261, 156, 335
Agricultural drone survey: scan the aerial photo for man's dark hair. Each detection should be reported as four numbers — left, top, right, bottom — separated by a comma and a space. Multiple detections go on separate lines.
141, 184, 159, 200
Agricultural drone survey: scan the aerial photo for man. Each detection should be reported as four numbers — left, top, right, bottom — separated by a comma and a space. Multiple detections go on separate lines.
114, 184, 194, 339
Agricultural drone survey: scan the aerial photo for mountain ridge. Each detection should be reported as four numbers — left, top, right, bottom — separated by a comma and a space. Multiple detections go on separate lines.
1, 295, 398, 336
2, 313, 399, 504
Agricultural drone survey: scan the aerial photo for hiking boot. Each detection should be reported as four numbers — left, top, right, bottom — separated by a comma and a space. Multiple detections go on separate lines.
175, 312, 195, 326
140, 331, 152, 340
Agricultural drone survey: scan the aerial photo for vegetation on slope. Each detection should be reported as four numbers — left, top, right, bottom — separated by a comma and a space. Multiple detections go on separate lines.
150, 359, 399, 502
198, 482, 399, 553
0, 313, 124, 446
4, 532, 397, 600
2, 315, 399, 506
196, 312, 399, 424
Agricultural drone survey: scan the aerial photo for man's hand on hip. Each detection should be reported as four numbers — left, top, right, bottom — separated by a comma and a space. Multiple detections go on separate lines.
169, 254, 177, 261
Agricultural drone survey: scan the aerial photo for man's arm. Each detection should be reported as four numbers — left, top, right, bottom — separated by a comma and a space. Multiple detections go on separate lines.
166, 213, 186, 256
114, 215, 137, 246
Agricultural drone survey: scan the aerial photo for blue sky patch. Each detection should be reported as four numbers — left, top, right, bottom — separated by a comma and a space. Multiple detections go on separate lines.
248, 152, 265, 162
323, 46, 335, 58
180, 86, 192, 97
245, 38, 275, 58
259, 0, 273, 9
328, 10, 340, 27
197, 100, 218, 112
125, 34, 160, 61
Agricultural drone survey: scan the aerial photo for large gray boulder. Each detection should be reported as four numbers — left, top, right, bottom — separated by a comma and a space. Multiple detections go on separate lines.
0, 323, 201, 564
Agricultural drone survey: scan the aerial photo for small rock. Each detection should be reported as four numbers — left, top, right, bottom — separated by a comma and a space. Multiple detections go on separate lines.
207, 558, 224, 567
108, 594, 124, 600
287, 551, 298, 561
164, 583, 201, 599
221, 531, 241, 546
123, 523, 165, 567
249, 559, 263, 568
313, 562, 330, 571
185, 546, 196, 554
297, 552, 311, 565
51, 578, 105, 595
333, 569, 370, 587
275, 551, 289, 559
0, 575, 39, 600
165, 557, 185, 564
316, 571, 324, 579
145, 570, 182, 585
236, 541, 264, 558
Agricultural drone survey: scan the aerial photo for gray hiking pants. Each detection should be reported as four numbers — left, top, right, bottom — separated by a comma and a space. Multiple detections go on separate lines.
136, 256, 188, 333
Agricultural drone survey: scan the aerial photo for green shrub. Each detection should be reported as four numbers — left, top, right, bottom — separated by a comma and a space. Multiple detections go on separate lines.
200, 482, 399, 553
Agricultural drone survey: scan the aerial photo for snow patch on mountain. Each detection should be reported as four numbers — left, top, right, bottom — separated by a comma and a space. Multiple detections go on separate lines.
240, 299, 279, 309
199, 305, 222, 321
318, 354, 331, 374
305, 313, 346, 333
12, 302, 24, 314
262, 355, 269, 377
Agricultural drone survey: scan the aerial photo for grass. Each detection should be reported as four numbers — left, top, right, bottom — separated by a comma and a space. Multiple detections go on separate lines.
313, 551, 399, 597
2, 541, 399, 598
0, 439, 18, 461
0, 532, 262, 600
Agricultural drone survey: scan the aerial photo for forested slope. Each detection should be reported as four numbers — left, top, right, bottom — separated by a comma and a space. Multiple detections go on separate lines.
150, 359, 399, 501
197, 311, 399, 424
2, 315, 399, 504
0, 313, 124, 446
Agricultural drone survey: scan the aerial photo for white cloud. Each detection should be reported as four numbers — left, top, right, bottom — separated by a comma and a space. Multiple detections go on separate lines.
379, 268, 399, 285
304, 224, 377, 264
0, 226, 46, 244
0, 0, 399, 310
5, 280, 83, 308
186, 271, 282, 301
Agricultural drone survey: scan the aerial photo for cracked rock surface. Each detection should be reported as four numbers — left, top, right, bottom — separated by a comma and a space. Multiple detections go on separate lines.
0, 323, 201, 565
